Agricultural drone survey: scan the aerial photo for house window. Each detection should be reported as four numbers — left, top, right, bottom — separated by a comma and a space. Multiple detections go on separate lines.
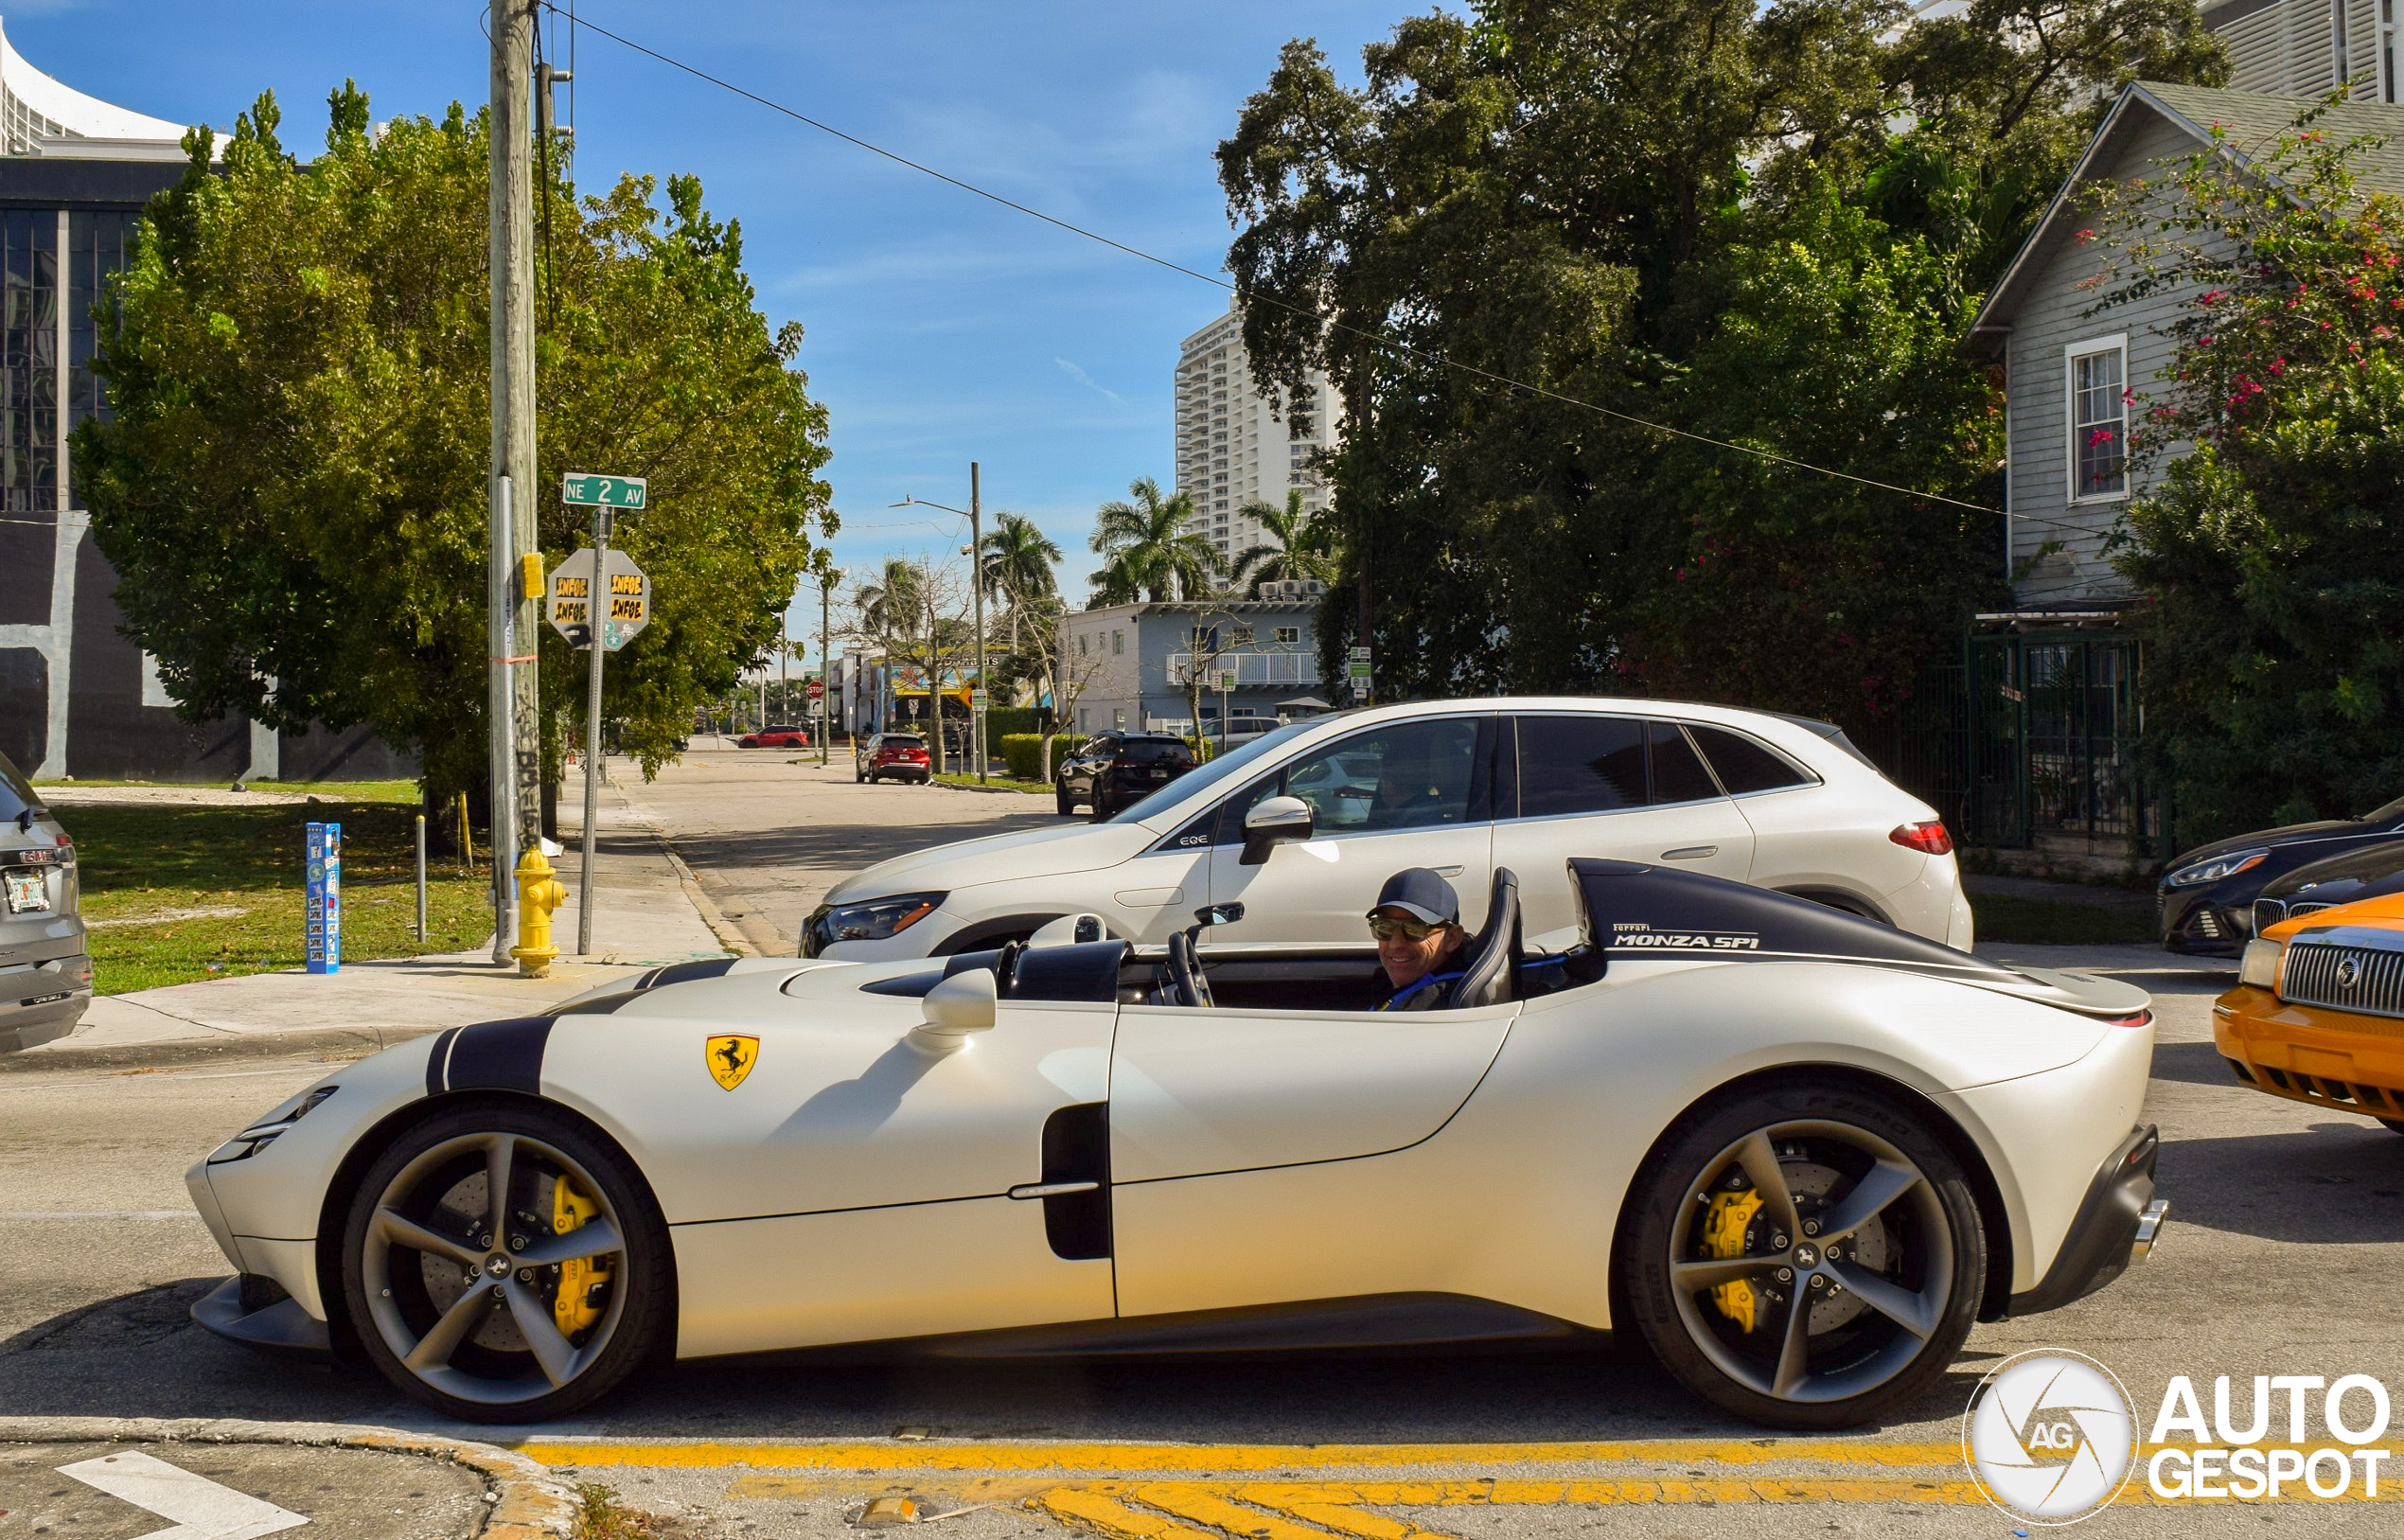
1079, 707, 1088, 731
2067, 337, 2128, 502
2385, 0, 2399, 100
1112, 630, 1124, 655
1275, 626, 1299, 644
1231, 627, 1254, 646
1113, 708, 1126, 730
1078, 634, 1088, 656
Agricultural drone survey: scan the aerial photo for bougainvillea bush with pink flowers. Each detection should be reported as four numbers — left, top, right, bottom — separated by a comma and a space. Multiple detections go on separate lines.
2089, 108, 2404, 841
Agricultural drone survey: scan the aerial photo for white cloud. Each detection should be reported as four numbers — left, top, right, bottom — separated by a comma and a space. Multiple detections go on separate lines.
1053, 357, 1122, 404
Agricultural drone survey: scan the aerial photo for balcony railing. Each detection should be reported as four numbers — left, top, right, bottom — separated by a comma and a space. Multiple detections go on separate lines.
1168, 650, 1319, 686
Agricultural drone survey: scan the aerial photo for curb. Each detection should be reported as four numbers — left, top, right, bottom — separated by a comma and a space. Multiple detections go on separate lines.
0, 1415, 577, 1538
0, 1022, 446, 1076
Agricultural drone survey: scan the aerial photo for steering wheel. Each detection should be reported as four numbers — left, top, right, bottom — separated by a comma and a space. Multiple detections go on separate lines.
1165, 930, 1214, 1009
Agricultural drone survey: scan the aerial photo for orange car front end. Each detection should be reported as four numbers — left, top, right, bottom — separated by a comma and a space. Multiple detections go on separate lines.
2216, 893, 2404, 1124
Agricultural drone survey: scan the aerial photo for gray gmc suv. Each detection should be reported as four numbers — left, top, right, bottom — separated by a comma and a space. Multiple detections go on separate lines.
1, 752, 90, 1052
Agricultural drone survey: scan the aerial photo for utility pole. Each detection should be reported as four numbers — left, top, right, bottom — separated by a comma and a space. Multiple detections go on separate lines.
779, 607, 789, 723
818, 563, 837, 765
969, 462, 986, 785
487, 0, 539, 964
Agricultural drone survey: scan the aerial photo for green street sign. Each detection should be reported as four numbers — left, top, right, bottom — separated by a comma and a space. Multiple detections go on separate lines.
561, 472, 648, 509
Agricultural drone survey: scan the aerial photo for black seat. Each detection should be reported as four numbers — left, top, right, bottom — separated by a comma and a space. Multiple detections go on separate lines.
1445, 868, 1521, 1009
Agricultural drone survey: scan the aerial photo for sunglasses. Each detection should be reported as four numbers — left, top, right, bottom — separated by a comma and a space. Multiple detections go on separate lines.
1369, 913, 1440, 942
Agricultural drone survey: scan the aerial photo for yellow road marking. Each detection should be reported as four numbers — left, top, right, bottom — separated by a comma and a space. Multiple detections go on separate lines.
1037, 1489, 1218, 1540
523, 1438, 1963, 1473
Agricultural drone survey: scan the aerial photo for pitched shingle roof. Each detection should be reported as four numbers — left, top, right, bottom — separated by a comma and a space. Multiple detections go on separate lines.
1971, 82, 2404, 337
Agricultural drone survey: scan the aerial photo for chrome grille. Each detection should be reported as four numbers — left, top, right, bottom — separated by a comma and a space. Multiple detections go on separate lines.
2254, 897, 2288, 930
2281, 942, 2404, 1018
2290, 901, 2339, 919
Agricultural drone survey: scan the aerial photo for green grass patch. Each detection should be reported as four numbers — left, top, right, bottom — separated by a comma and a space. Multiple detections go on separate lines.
37, 778, 425, 804
930, 772, 1054, 794
66, 799, 492, 994
1971, 893, 2158, 946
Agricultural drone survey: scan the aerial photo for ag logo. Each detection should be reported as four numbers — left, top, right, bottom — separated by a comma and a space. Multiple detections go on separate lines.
1962, 1349, 2136, 1524
706, 1034, 759, 1090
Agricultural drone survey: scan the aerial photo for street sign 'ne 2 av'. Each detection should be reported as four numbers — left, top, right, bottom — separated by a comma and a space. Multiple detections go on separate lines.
561, 472, 647, 509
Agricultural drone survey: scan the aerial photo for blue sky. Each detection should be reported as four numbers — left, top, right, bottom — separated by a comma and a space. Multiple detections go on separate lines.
14, 1, 1416, 649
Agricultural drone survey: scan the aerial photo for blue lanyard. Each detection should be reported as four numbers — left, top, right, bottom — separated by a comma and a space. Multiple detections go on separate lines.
1379, 969, 1464, 1011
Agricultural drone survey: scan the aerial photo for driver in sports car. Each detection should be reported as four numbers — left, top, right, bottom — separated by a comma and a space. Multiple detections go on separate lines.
1369, 867, 1470, 1011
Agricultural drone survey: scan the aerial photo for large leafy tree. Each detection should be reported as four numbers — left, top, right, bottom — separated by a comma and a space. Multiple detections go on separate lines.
979, 509, 1063, 666
1088, 476, 1225, 603
78, 84, 834, 805
2092, 115, 2404, 840
1218, 0, 2222, 720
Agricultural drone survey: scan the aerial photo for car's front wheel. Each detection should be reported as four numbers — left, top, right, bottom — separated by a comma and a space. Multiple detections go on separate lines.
1055, 786, 1075, 816
1617, 1077, 1984, 1429
340, 1100, 674, 1423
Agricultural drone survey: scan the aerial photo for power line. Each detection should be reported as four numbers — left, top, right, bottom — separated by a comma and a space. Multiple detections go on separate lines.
538, 4, 2112, 540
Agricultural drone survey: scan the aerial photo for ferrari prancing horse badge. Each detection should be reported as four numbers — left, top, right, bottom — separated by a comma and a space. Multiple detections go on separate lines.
706, 1034, 759, 1090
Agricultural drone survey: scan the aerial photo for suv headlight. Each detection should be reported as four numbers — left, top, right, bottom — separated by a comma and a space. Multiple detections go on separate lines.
2167, 848, 2271, 888
2240, 938, 2282, 991
815, 892, 946, 947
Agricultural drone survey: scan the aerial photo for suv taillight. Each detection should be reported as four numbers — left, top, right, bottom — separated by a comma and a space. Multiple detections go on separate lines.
1890, 820, 1954, 856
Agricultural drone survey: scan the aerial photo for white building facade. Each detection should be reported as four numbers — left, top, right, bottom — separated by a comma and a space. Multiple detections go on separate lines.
1172, 301, 1339, 564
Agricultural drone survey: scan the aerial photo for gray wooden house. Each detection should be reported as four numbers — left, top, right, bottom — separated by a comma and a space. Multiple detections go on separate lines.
1939, 78, 2404, 864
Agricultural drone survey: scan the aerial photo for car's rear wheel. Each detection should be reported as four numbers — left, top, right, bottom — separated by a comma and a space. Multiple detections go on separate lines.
1617, 1077, 1983, 1429
340, 1101, 674, 1423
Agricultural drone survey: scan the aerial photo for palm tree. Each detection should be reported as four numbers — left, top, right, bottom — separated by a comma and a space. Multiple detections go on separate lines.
1229, 488, 1340, 598
979, 511, 1062, 669
852, 558, 921, 650
1089, 476, 1225, 603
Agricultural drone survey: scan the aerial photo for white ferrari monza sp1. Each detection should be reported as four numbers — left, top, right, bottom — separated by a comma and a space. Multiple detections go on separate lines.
187, 859, 2167, 1428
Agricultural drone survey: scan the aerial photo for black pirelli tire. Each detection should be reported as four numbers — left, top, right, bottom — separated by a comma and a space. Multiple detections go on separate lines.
340, 1099, 675, 1423
1617, 1077, 1985, 1430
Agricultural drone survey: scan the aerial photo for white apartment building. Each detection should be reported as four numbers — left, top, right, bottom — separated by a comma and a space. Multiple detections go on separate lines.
1173, 301, 1340, 564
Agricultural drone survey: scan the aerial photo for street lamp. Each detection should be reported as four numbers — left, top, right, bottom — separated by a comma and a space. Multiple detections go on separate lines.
893, 462, 988, 785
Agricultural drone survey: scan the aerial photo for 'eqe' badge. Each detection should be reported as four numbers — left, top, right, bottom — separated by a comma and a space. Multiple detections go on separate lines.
706, 1034, 759, 1091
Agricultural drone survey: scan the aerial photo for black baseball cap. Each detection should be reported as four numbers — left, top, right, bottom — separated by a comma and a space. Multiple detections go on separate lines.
1368, 867, 1459, 928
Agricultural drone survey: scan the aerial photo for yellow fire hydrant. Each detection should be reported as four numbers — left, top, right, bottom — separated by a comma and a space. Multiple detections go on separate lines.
510, 847, 569, 978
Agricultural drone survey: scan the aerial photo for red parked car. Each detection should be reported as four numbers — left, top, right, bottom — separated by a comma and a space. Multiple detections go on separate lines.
739, 724, 811, 749
856, 732, 931, 785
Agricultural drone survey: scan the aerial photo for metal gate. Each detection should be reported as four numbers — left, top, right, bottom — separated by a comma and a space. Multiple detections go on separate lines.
1866, 628, 2152, 855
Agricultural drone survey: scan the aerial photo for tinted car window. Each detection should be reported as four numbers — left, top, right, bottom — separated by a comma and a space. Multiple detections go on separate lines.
1118, 738, 1193, 766
882, 735, 925, 751
1688, 724, 1814, 794
0, 752, 35, 823
1652, 722, 1721, 804
1516, 715, 1647, 817
1243, 717, 1484, 835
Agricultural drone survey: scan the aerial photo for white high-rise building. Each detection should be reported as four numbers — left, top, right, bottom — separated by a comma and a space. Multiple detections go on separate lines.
1173, 300, 1339, 565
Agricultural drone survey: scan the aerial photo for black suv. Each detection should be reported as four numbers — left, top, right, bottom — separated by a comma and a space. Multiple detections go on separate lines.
1053, 733, 1196, 819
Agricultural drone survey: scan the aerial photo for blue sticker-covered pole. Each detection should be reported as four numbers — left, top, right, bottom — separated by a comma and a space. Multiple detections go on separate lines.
306, 821, 343, 974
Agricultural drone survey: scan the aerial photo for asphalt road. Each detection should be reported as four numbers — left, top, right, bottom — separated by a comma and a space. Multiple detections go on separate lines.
616, 741, 1057, 955
6, 761, 2402, 1534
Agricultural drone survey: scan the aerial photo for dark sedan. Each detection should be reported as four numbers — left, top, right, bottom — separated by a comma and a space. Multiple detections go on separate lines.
2251, 836, 2404, 932
2159, 795, 2404, 954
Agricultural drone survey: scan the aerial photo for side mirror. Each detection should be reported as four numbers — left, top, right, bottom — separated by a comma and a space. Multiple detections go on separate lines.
1027, 912, 1107, 947
910, 967, 997, 1053
1192, 901, 1246, 928
1240, 796, 1314, 866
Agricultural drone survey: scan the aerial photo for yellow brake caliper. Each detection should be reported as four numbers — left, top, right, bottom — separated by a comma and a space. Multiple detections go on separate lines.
552, 1173, 614, 1338
1701, 1187, 1763, 1333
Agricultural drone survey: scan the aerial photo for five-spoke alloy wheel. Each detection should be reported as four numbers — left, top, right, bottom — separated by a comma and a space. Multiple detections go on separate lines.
341, 1102, 673, 1422
1618, 1078, 1985, 1428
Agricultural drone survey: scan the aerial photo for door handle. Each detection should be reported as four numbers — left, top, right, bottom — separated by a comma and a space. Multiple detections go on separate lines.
1660, 845, 1718, 860
1431, 864, 1464, 877
1008, 1179, 1100, 1200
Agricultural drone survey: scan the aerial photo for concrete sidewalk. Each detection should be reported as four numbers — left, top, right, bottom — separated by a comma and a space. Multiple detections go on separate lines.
9, 774, 741, 1071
